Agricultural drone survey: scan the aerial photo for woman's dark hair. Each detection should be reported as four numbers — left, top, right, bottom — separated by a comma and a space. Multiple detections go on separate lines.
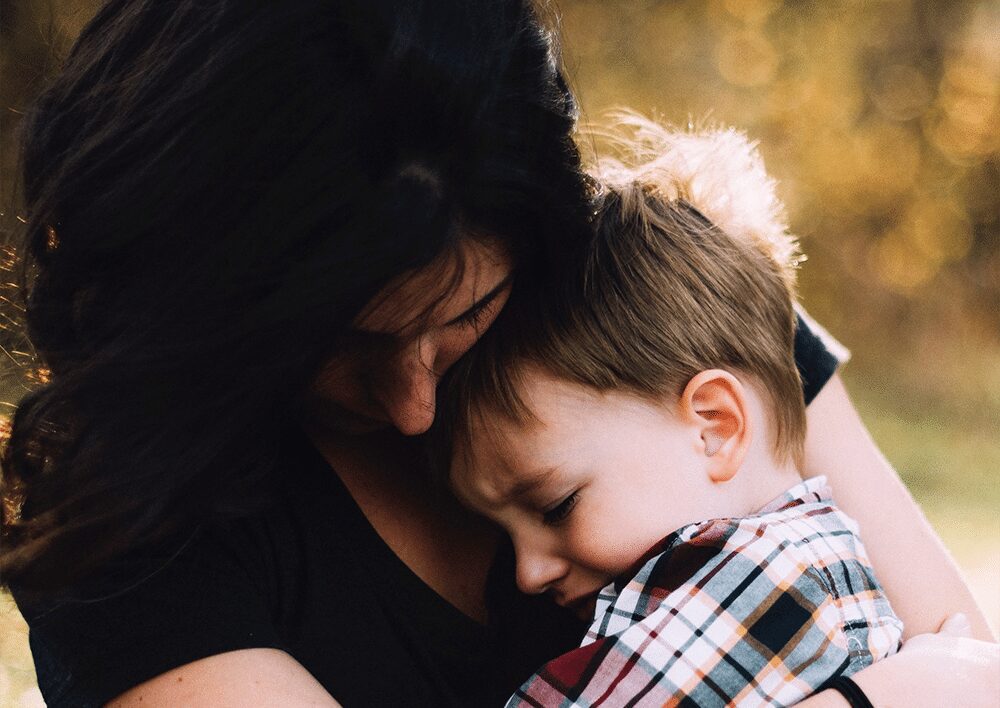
1, 0, 591, 591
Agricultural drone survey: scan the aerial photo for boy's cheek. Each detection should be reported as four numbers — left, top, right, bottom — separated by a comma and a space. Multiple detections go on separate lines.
564, 528, 638, 579
576, 526, 673, 580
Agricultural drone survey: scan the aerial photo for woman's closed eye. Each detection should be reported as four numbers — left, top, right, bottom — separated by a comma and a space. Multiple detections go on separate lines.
543, 491, 580, 525
449, 290, 504, 331
445, 275, 512, 332
452, 301, 490, 329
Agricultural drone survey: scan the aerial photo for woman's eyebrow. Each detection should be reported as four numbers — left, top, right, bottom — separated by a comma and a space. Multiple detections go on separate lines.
443, 274, 513, 326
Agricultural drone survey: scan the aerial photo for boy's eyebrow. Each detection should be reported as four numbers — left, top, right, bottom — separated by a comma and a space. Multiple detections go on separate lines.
443, 274, 513, 326
505, 465, 560, 499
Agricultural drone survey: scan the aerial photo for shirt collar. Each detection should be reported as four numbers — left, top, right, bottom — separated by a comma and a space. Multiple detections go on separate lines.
755, 475, 832, 515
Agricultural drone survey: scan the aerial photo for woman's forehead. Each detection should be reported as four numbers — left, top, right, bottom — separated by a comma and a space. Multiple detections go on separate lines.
354, 238, 512, 336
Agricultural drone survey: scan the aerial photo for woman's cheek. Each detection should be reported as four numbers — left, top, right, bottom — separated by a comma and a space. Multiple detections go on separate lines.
435, 287, 510, 374
310, 350, 383, 419
435, 328, 484, 375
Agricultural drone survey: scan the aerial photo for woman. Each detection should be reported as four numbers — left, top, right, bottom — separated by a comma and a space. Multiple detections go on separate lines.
1, 1, 994, 706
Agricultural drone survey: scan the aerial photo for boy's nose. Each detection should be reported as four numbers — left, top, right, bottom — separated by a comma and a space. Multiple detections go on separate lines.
515, 544, 570, 595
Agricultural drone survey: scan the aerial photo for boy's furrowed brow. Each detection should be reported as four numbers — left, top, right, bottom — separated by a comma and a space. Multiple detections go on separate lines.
504, 465, 560, 499
443, 274, 513, 326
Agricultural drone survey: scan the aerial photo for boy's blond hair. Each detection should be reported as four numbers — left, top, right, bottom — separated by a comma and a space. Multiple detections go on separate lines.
435, 118, 806, 470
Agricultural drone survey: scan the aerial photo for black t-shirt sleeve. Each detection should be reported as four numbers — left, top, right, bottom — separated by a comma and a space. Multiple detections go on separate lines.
794, 310, 849, 405
13, 526, 284, 708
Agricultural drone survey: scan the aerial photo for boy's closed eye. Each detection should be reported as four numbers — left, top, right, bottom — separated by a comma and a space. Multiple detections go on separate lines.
543, 491, 581, 525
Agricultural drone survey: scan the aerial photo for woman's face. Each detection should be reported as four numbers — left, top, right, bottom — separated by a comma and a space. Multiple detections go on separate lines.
309, 238, 513, 436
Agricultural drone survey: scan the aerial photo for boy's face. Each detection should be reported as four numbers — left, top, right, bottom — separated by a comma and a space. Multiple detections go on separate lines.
450, 368, 725, 619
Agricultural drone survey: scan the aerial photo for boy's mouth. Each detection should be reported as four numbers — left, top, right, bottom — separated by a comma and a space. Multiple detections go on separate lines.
563, 591, 600, 621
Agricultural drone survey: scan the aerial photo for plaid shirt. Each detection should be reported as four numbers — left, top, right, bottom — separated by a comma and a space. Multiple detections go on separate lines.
508, 477, 903, 708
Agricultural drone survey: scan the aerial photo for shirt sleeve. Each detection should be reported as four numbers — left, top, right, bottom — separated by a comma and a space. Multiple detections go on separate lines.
794, 308, 850, 406
507, 521, 852, 708
12, 525, 285, 708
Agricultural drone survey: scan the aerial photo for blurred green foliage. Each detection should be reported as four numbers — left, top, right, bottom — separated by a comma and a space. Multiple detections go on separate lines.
1, 1, 997, 704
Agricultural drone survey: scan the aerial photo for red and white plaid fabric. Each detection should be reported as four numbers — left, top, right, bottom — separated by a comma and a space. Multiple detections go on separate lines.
508, 477, 902, 707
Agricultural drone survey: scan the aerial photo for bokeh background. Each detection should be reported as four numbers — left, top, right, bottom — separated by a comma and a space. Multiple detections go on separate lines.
1, 0, 998, 704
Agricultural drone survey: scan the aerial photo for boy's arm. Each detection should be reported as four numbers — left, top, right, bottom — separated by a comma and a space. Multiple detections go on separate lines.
507, 518, 895, 707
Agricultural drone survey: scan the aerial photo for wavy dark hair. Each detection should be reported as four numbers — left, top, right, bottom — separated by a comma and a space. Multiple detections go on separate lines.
1, 0, 591, 591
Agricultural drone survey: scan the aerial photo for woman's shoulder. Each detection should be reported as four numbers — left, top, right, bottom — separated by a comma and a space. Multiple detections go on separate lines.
13, 505, 305, 707
11, 437, 334, 707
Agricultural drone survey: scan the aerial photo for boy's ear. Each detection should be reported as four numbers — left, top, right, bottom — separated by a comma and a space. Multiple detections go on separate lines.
679, 370, 751, 482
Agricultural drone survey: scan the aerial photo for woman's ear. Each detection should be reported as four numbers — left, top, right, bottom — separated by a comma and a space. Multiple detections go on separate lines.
679, 370, 752, 483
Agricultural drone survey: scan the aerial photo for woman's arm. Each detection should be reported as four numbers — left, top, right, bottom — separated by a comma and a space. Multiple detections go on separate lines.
107, 649, 342, 707
796, 615, 999, 707
802, 374, 993, 640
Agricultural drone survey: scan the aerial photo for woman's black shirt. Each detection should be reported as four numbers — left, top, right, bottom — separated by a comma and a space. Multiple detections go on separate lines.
13, 315, 842, 707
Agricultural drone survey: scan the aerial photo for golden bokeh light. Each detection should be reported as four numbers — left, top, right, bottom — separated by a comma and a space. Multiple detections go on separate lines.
716, 29, 779, 87
869, 64, 933, 121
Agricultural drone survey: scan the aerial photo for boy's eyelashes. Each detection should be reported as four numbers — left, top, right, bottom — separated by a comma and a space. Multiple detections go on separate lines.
542, 491, 580, 525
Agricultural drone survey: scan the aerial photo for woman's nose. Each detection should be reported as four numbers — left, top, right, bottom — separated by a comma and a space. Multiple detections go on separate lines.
381, 336, 438, 436
515, 542, 569, 595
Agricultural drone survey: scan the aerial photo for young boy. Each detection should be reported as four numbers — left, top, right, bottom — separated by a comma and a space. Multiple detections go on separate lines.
433, 123, 903, 707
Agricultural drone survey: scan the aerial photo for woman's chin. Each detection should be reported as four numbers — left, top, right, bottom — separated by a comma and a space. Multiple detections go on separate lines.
307, 399, 391, 436
339, 419, 391, 435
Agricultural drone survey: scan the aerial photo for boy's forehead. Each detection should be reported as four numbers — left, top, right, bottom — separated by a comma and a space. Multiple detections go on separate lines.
451, 414, 548, 506
509, 367, 605, 421
453, 458, 561, 511
457, 370, 626, 476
